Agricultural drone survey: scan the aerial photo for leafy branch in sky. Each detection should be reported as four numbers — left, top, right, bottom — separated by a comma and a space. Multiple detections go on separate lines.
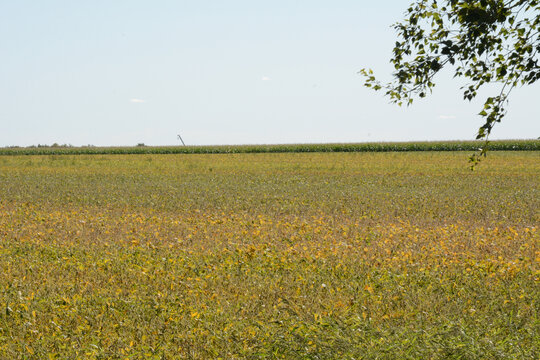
360, 0, 539, 166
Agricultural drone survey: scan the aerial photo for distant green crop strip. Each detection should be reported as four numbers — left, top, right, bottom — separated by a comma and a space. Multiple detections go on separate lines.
0, 140, 538, 155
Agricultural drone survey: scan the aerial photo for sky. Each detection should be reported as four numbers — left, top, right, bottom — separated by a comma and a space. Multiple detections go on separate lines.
1, 0, 538, 147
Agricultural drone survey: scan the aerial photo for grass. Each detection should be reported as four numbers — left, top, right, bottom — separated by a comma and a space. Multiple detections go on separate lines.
0, 152, 538, 359
0, 139, 539, 155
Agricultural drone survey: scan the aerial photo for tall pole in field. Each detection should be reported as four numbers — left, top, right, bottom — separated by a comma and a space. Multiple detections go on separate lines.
177, 134, 186, 146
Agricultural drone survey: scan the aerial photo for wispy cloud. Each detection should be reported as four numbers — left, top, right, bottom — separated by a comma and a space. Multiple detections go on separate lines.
261, 76, 271, 81
130, 98, 146, 103
438, 115, 456, 119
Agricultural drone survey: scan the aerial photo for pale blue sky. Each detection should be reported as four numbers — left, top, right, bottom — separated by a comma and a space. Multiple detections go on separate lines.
1, 1, 538, 146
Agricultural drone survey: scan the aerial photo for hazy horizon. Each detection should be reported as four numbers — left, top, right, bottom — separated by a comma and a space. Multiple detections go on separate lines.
3, 138, 538, 149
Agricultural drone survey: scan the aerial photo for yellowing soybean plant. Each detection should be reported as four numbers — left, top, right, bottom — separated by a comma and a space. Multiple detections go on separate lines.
0, 152, 538, 359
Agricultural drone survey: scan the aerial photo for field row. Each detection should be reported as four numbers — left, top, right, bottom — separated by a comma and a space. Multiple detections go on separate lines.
1, 139, 539, 156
